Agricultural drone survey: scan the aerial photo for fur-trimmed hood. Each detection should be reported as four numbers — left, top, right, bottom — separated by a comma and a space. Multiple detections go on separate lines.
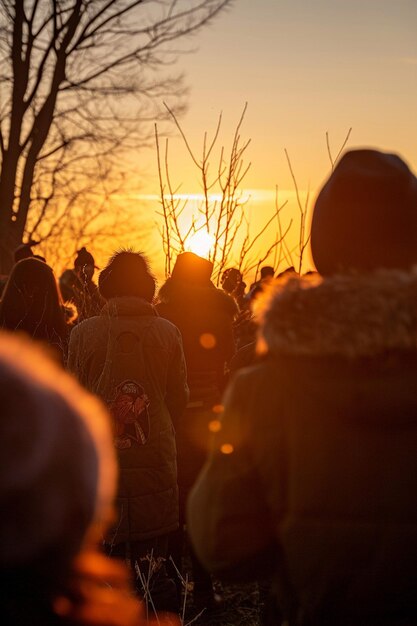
256, 269, 417, 358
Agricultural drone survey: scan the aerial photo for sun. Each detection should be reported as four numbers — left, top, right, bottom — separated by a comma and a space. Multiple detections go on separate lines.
186, 230, 215, 258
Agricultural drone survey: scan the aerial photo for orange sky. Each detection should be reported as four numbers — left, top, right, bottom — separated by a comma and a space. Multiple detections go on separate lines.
95, 0, 417, 283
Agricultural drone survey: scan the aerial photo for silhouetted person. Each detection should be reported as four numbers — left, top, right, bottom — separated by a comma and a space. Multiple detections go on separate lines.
60, 247, 103, 321
0, 332, 149, 626
0, 258, 69, 362
188, 149, 417, 626
221, 267, 247, 309
157, 251, 237, 612
68, 250, 188, 616
249, 264, 274, 292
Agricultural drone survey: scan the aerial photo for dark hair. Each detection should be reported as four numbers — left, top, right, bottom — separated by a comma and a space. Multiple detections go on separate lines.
260, 266, 274, 279
221, 268, 242, 294
0, 259, 68, 351
98, 250, 156, 302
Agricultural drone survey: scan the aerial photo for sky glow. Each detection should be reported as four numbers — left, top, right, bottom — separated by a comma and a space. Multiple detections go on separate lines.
108, 1, 417, 280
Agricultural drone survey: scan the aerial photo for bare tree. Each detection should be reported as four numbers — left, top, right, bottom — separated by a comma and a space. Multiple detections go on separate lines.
156, 104, 292, 285
0, 0, 232, 272
156, 111, 353, 284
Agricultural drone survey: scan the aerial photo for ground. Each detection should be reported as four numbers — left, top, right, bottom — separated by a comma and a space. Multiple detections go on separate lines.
179, 580, 264, 626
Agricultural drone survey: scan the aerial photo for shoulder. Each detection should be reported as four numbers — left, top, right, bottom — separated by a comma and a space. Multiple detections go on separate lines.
153, 315, 182, 338
224, 358, 286, 413
190, 286, 237, 318
231, 358, 277, 385
212, 288, 238, 317
69, 315, 103, 341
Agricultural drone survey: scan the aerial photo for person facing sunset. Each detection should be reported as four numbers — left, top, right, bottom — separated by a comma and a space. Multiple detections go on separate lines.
59, 247, 104, 322
0, 258, 69, 363
67, 250, 188, 617
157, 251, 237, 612
187, 149, 417, 626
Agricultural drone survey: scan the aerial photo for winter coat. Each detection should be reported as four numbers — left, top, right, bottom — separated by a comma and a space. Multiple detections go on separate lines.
156, 279, 237, 391
157, 280, 237, 502
67, 297, 188, 543
187, 270, 417, 626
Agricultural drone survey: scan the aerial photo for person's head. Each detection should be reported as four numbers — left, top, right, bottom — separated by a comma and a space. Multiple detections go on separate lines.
14, 243, 34, 264
98, 250, 156, 302
277, 266, 296, 280
311, 149, 417, 275
221, 268, 242, 294
0, 258, 67, 343
0, 333, 116, 616
171, 251, 213, 287
260, 266, 275, 281
74, 247, 96, 281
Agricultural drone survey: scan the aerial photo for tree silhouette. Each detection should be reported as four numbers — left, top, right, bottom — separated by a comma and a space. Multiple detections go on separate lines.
0, 0, 232, 272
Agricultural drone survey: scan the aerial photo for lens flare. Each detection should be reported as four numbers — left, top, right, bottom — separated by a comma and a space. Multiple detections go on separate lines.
208, 419, 222, 433
199, 333, 216, 349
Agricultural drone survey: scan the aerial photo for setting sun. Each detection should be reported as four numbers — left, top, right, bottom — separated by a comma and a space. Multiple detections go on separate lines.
186, 230, 215, 258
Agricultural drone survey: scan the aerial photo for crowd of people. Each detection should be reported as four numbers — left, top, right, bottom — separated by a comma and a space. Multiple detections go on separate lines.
0, 148, 416, 626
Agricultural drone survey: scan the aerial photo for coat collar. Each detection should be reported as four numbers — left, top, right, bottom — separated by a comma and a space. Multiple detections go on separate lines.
101, 296, 156, 318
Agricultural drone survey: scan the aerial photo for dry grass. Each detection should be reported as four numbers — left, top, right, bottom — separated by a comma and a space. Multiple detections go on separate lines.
179, 580, 263, 626
135, 550, 264, 625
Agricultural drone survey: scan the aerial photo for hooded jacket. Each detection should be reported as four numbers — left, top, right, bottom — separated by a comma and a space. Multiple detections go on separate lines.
68, 297, 188, 542
187, 271, 417, 625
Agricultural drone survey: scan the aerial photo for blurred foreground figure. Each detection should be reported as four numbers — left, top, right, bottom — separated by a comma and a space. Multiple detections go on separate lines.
0, 333, 147, 626
188, 150, 417, 626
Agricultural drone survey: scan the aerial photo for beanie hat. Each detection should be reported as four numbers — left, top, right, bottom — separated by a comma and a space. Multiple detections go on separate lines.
99, 250, 155, 301
311, 149, 417, 275
171, 252, 213, 286
0, 333, 116, 568
74, 247, 96, 269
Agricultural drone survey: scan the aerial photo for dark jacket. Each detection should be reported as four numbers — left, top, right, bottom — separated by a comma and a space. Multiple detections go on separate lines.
68, 297, 188, 542
157, 278, 237, 508
187, 270, 417, 625
157, 279, 237, 393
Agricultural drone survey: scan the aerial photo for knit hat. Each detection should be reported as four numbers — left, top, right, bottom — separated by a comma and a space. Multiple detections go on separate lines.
0, 333, 116, 568
74, 247, 97, 269
171, 252, 213, 286
311, 149, 417, 275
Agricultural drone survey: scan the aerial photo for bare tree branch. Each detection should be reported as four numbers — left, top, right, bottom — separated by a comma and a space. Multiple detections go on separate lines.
0, 0, 233, 271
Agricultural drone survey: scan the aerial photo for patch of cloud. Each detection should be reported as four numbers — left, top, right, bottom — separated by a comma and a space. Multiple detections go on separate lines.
399, 57, 417, 66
